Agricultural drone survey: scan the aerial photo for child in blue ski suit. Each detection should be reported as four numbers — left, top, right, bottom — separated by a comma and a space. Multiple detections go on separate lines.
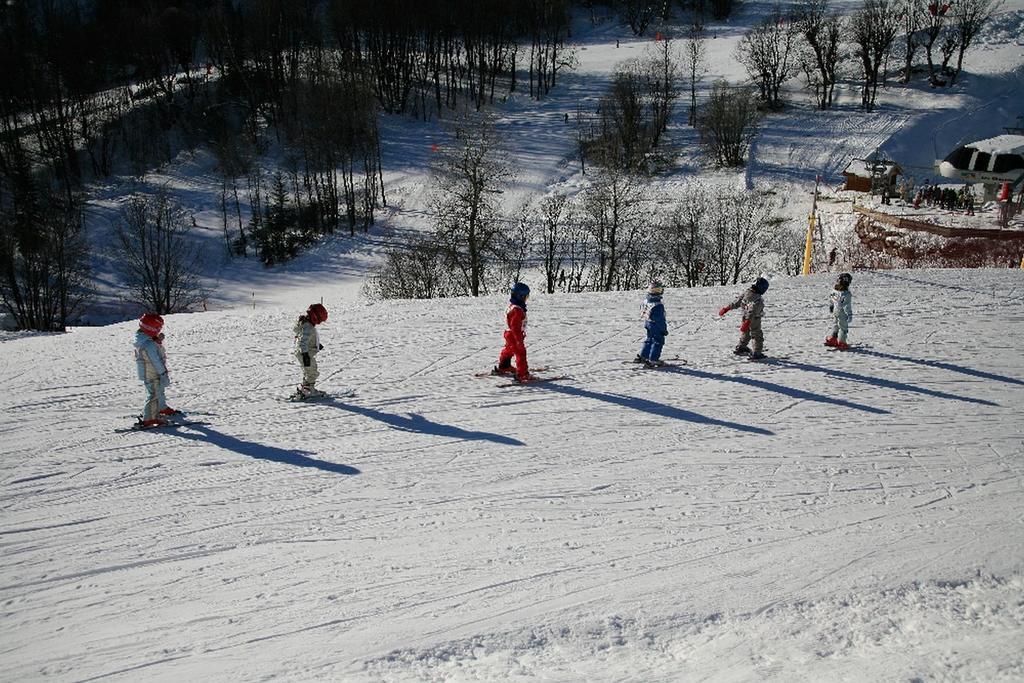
635, 281, 668, 366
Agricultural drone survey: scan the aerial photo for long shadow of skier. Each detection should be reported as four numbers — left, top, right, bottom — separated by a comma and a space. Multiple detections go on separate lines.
849, 348, 1024, 387
532, 382, 774, 436
668, 366, 890, 415
167, 423, 361, 475
322, 399, 525, 446
768, 358, 999, 406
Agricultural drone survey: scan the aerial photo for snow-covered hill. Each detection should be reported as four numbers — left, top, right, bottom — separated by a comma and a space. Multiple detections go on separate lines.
2, 269, 1022, 681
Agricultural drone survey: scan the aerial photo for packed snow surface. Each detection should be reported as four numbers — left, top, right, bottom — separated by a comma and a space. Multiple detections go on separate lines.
2, 270, 1023, 681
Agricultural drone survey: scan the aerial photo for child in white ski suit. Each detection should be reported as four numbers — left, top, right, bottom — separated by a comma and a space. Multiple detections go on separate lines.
825, 273, 854, 350
718, 277, 769, 360
294, 303, 328, 397
134, 313, 170, 427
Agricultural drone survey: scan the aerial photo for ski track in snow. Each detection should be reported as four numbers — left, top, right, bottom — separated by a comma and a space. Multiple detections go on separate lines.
1, 270, 1023, 681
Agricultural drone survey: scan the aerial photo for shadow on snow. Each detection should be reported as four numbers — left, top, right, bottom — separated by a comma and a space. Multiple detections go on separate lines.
167, 423, 361, 475
670, 366, 891, 415
531, 381, 775, 436
850, 348, 1024, 388
322, 399, 525, 446
769, 359, 999, 406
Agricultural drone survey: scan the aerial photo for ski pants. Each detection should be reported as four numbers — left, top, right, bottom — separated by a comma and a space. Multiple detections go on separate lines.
297, 352, 319, 388
498, 331, 529, 379
143, 379, 165, 421
640, 332, 665, 361
738, 317, 764, 354
829, 314, 850, 344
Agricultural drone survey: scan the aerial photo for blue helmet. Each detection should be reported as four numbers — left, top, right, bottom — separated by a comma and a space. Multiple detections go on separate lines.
753, 277, 769, 294
511, 282, 530, 299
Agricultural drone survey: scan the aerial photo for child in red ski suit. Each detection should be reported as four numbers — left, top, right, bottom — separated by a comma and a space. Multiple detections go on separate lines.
494, 282, 531, 382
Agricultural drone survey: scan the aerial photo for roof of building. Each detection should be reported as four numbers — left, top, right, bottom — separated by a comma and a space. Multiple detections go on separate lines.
843, 158, 901, 177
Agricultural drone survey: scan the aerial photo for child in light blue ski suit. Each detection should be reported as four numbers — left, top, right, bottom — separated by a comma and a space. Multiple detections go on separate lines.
134, 313, 170, 427
636, 281, 668, 367
825, 272, 854, 350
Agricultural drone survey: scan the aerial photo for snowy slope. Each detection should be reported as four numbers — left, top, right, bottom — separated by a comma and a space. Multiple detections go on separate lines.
2, 269, 1023, 681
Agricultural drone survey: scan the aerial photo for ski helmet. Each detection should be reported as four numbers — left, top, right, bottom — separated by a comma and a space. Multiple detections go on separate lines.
511, 282, 530, 300
307, 303, 328, 325
648, 280, 664, 296
139, 313, 164, 337
837, 272, 853, 288
753, 277, 770, 295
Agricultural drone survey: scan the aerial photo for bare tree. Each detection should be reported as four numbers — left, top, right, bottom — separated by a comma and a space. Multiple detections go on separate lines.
655, 186, 712, 287
921, 1, 955, 84
950, 0, 1003, 84
429, 112, 514, 297
794, 0, 843, 109
645, 35, 681, 145
707, 187, 786, 285
851, 0, 901, 111
366, 235, 457, 300
697, 82, 761, 167
583, 166, 648, 291
899, 0, 926, 83
116, 192, 205, 314
535, 192, 570, 294
683, 27, 708, 126
735, 6, 798, 109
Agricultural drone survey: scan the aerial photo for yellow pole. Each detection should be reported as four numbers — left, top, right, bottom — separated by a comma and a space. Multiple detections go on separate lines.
1020, 253, 1024, 269
801, 214, 814, 275
802, 175, 821, 275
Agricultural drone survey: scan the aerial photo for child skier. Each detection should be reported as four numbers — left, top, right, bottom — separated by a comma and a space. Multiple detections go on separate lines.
154, 332, 181, 417
825, 272, 854, 350
635, 281, 668, 367
493, 282, 532, 383
718, 277, 769, 360
293, 303, 328, 399
134, 313, 170, 427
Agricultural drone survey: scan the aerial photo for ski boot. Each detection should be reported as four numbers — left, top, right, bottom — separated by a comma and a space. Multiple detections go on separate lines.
644, 359, 666, 368
824, 336, 838, 347
491, 364, 515, 375
835, 341, 850, 351
633, 355, 648, 363
159, 407, 182, 416
139, 417, 170, 428
749, 351, 766, 361
733, 345, 751, 356
513, 373, 537, 384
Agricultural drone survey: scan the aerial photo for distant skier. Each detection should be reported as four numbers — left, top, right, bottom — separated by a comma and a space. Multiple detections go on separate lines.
718, 277, 769, 360
635, 281, 668, 367
154, 332, 181, 417
493, 282, 532, 383
134, 313, 170, 428
293, 303, 328, 399
825, 272, 854, 351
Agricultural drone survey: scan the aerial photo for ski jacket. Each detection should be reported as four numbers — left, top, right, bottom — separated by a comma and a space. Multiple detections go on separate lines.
505, 303, 527, 350
134, 331, 166, 381
294, 318, 320, 356
724, 288, 764, 321
830, 289, 853, 320
641, 294, 667, 336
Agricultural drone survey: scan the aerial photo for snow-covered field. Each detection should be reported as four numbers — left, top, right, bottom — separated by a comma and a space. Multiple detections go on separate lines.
2, 269, 1023, 681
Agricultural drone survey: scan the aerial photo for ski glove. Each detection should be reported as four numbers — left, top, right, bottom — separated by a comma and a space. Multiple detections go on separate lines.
739, 319, 751, 333
829, 303, 834, 313
847, 314, 853, 324
160, 372, 171, 387
318, 343, 323, 350
718, 306, 730, 317
302, 352, 311, 367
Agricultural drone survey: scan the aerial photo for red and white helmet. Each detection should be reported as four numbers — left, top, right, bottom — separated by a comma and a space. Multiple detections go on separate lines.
139, 313, 164, 337
307, 303, 328, 325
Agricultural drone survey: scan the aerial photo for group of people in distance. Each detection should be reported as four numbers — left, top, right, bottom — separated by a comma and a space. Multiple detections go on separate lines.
131, 273, 855, 426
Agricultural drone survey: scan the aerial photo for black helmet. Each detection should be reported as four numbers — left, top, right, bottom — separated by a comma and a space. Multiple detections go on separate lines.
753, 277, 770, 294
837, 272, 852, 287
